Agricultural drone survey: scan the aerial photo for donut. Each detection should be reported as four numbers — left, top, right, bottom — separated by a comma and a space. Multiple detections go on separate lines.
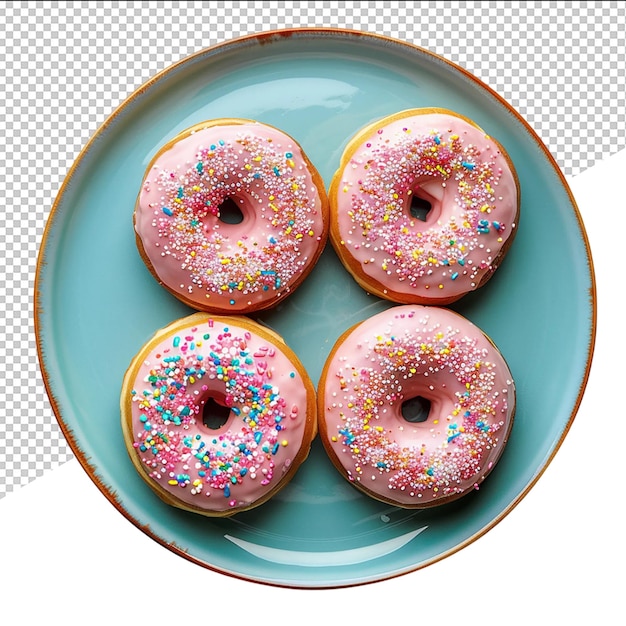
121, 312, 317, 517
329, 108, 519, 305
134, 119, 329, 313
318, 305, 515, 508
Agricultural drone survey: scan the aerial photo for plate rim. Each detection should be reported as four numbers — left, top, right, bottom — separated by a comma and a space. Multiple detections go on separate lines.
34, 26, 597, 589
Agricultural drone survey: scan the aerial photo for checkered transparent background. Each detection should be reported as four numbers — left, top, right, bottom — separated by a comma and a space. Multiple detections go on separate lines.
1, 1, 624, 497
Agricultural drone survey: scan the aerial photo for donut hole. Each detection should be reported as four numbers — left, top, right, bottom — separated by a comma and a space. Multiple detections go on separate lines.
202, 397, 231, 430
408, 183, 443, 225
401, 395, 431, 423
217, 197, 244, 225
409, 195, 433, 222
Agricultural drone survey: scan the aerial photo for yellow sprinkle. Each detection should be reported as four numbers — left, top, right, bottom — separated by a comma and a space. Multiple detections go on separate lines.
168, 480, 178, 486
281, 440, 288, 447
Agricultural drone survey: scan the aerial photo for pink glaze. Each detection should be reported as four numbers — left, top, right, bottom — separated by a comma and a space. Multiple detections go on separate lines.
135, 121, 327, 312
332, 110, 518, 303
125, 314, 313, 514
319, 305, 515, 507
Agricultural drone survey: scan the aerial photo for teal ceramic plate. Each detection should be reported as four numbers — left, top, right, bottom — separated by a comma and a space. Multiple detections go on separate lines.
35, 29, 595, 588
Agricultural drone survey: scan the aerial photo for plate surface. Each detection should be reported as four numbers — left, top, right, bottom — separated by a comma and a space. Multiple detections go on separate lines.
35, 29, 595, 588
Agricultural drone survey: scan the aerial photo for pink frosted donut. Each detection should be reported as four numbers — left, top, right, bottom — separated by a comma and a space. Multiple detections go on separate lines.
134, 119, 329, 313
121, 313, 316, 517
329, 108, 519, 305
318, 305, 515, 508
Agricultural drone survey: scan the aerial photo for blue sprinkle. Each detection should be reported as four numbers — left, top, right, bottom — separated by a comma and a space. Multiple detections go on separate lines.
224, 485, 230, 498
462, 161, 475, 170
451, 272, 459, 280
162, 206, 173, 216
196, 162, 203, 173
